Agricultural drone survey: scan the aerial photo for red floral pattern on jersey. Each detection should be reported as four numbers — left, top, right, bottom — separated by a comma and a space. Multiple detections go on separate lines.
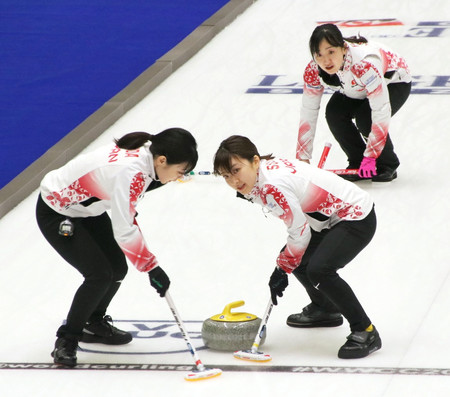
320, 193, 364, 219
303, 61, 322, 87
130, 173, 146, 203
259, 182, 308, 271
260, 184, 293, 227
301, 183, 364, 219
120, 172, 155, 273
351, 60, 374, 79
245, 170, 261, 199
129, 172, 146, 214
354, 61, 383, 96
380, 49, 410, 74
45, 177, 93, 209
341, 47, 353, 73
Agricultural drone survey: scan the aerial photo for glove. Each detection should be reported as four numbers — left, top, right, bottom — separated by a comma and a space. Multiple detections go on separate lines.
358, 157, 377, 178
148, 266, 170, 297
276, 250, 300, 274
269, 267, 288, 305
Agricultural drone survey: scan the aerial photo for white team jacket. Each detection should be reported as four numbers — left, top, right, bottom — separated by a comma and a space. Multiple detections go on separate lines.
297, 41, 411, 161
40, 141, 158, 272
243, 158, 374, 263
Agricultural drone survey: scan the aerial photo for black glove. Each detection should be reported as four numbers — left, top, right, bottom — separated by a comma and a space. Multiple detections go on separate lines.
269, 266, 288, 305
148, 266, 170, 297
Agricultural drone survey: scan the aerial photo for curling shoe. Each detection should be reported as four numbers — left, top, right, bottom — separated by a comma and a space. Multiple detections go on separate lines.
372, 168, 397, 182
51, 336, 78, 367
338, 165, 363, 182
339, 173, 362, 182
287, 303, 343, 328
338, 325, 382, 359
81, 315, 132, 345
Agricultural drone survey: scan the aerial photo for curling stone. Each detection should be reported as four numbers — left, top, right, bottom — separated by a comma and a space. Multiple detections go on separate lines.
202, 301, 266, 351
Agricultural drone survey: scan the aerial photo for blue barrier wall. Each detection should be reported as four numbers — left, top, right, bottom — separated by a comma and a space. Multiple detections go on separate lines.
0, 0, 229, 189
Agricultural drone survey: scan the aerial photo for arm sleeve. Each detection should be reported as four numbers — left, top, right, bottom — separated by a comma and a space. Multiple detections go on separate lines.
297, 61, 324, 160
351, 59, 391, 159
260, 183, 311, 264
110, 171, 157, 272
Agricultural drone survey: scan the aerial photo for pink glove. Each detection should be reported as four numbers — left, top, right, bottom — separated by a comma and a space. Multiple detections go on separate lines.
358, 157, 377, 178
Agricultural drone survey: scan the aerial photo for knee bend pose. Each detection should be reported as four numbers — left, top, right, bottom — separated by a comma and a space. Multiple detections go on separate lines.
213, 135, 380, 359
296, 23, 411, 182
36, 128, 198, 366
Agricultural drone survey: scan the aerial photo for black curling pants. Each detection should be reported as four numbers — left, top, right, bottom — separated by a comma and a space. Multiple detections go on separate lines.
325, 82, 411, 170
292, 207, 376, 332
36, 195, 128, 339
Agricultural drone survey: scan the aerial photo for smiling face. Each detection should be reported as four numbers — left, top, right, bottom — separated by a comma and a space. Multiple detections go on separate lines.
154, 156, 188, 184
219, 155, 260, 195
314, 38, 346, 75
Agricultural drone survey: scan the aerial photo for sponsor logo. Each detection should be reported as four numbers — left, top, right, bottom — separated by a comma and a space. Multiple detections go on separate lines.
387, 21, 450, 38
0, 363, 196, 371
2, 363, 450, 376
318, 18, 404, 27
246, 75, 450, 95
246, 21, 450, 95
317, 20, 450, 38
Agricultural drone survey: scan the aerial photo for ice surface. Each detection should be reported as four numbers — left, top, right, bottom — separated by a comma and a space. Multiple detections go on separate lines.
1, 0, 450, 395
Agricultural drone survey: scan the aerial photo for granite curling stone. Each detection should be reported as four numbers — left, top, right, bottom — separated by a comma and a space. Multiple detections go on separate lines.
202, 301, 266, 351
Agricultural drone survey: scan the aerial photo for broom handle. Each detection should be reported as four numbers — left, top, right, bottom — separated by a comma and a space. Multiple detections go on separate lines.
165, 291, 205, 371
250, 298, 274, 354
317, 142, 332, 169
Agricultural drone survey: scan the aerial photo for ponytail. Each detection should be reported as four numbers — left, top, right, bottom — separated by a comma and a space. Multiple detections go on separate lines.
114, 128, 198, 173
114, 132, 153, 150
344, 34, 368, 45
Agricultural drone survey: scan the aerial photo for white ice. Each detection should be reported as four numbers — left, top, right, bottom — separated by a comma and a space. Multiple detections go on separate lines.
1, 0, 450, 395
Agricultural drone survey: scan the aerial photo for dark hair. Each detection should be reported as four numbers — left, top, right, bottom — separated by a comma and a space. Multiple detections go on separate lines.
213, 135, 273, 175
309, 23, 367, 58
114, 128, 198, 173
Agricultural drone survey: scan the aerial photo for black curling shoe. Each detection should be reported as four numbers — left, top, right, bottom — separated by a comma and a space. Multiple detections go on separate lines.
372, 168, 397, 182
338, 325, 382, 359
337, 164, 363, 182
339, 172, 363, 182
81, 315, 132, 345
287, 303, 343, 328
51, 337, 78, 367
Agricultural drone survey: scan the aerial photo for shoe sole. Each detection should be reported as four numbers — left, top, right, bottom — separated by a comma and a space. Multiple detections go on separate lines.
53, 360, 77, 368
372, 171, 397, 182
339, 175, 362, 182
51, 351, 77, 367
338, 337, 382, 359
286, 317, 344, 328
